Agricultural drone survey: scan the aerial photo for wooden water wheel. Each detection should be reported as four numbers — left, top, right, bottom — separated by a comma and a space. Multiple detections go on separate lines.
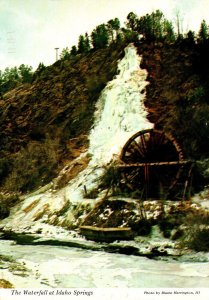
119, 128, 192, 199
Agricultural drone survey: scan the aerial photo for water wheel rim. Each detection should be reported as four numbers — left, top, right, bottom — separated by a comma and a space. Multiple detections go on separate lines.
119, 128, 184, 198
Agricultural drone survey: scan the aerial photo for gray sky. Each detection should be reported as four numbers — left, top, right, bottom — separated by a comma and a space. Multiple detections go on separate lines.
0, 0, 209, 70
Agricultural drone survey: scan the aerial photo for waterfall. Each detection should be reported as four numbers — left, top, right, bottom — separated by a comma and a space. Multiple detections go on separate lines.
0, 44, 153, 233
64, 43, 153, 201
89, 44, 152, 164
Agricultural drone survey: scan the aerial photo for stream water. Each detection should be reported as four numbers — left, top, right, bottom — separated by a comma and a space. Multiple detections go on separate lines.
0, 239, 209, 288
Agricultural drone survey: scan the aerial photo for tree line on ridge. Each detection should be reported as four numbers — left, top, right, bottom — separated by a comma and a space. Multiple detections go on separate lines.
0, 10, 209, 96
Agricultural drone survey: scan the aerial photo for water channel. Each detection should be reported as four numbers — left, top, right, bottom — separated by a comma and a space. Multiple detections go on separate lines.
0, 239, 209, 288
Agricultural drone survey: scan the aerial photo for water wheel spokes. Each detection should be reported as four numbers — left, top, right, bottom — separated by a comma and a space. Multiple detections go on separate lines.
119, 129, 186, 199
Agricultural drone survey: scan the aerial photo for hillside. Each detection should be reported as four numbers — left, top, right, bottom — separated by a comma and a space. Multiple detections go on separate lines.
138, 41, 209, 160
0, 45, 124, 192
0, 40, 209, 194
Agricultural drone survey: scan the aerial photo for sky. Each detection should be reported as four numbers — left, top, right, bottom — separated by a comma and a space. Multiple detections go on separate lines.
0, 0, 209, 71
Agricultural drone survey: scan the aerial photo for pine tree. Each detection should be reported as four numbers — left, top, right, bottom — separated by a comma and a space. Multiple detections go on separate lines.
198, 20, 208, 42
78, 35, 86, 53
60, 47, 70, 60
91, 24, 109, 49
126, 12, 139, 31
84, 33, 91, 52
186, 30, 196, 45
107, 18, 120, 42
18, 64, 33, 83
78, 33, 91, 53
70, 45, 77, 56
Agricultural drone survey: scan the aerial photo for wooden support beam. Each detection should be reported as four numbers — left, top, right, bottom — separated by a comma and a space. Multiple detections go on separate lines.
118, 160, 192, 168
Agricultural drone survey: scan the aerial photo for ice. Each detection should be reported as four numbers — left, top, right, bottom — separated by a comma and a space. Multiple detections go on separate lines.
0, 241, 209, 288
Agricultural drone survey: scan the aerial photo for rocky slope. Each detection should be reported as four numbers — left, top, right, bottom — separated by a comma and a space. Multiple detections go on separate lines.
138, 41, 209, 161
0, 45, 124, 192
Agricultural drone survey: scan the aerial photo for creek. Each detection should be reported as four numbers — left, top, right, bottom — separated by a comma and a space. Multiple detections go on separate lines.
0, 239, 209, 288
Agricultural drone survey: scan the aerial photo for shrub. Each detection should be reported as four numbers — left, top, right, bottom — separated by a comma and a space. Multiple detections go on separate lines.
182, 227, 209, 251
180, 210, 209, 251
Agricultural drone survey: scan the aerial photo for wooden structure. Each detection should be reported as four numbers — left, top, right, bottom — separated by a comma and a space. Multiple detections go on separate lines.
79, 226, 134, 242
118, 128, 193, 199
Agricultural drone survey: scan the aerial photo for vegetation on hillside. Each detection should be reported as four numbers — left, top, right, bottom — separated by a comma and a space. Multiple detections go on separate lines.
0, 45, 124, 192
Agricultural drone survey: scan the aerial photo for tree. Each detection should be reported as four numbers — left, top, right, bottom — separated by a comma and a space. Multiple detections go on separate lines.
18, 64, 33, 83
78, 33, 91, 53
78, 35, 86, 53
33, 62, 46, 80
60, 47, 70, 60
138, 10, 175, 42
84, 32, 91, 52
164, 19, 175, 42
198, 20, 208, 42
107, 18, 120, 42
186, 30, 196, 45
70, 45, 77, 56
116, 32, 124, 44
36, 62, 46, 73
91, 24, 109, 49
138, 14, 153, 41
122, 27, 139, 43
126, 12, 139, 31
1, 67, 20, 93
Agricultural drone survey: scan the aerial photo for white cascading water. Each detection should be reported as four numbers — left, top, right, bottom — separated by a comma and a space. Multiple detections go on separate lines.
0, 44, 153, 232
64, 44, 153, 201
89, 44, 152, 163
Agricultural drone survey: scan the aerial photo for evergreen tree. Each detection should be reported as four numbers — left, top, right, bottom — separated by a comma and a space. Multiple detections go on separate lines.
107, 18, 120, 42
91, 24, 109, 49
138, 10, 175, 42
78, 33, 91, 53
60, 47, 70, 60
1, 67, 20, 93
33, 63, 46, 81
164, 19, 176, 42
36, 62, 46, 73
126, 12, 139, 31
84, 32, 91, 52
186, 30, 196, 44
70, 45, 77, 56
78, 35, 86, 53
198, 20, 208, 42
18, 64, 33, 83
138, 13, 153, 41
116, 32, 124, 44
